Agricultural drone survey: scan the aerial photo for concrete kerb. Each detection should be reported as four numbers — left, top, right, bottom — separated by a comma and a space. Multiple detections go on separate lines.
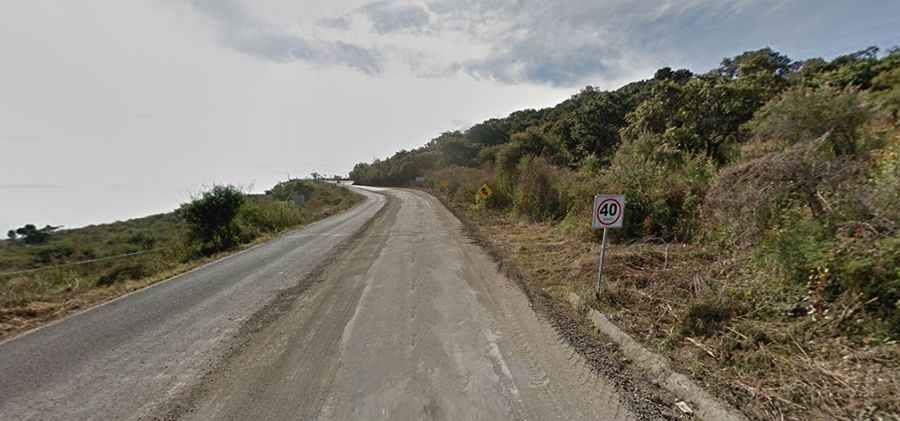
566, 292, 748, 421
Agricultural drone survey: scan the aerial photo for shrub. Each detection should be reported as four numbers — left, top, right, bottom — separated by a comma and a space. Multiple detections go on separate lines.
871, 67, 900, 120
265, 179, 315, 202
514, 156, 563, 220
829, 233, 900, 336
581, 153, 602, 174
126, 232, 157, 250
495, 142, 529, 196
32, 244, 75, 264
180, 185, 245, 255
596, 133, 714, 241
867, 134, 900, 225
744, 87, 869, 155
755, 211, 833, 285
238, 199, 304, 234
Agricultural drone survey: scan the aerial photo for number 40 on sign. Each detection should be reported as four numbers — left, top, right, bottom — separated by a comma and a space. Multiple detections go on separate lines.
592, 194, 624, 229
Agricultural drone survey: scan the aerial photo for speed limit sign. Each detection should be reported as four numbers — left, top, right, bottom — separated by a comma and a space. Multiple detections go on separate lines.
592, 194, 624, 229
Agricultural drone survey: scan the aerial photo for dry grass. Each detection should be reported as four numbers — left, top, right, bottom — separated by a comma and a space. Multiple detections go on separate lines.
456, 206, 900, 421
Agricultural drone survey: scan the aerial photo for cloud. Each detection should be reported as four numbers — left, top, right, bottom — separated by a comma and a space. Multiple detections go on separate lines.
196, 0, 900, 87
189, 0, 383, 74
339, 0, 899, 86
425, 0, 762, 86
359, 1, 431, 34
320, 0, 740, 85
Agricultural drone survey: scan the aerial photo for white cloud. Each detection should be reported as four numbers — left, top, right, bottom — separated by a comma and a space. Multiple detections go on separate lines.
316, 0, 900, 86
190, 0, 383, 74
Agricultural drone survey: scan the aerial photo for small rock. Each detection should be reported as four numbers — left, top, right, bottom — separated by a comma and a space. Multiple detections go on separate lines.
675, 401, 693, 414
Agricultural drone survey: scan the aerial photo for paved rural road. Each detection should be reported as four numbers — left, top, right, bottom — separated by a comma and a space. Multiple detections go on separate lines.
0, 188, 634, 420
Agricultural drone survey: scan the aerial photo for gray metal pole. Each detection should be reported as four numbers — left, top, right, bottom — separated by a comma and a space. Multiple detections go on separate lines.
596, 228, 608, 297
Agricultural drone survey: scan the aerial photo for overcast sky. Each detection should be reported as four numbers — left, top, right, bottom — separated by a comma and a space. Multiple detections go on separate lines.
2, 0, 898, 233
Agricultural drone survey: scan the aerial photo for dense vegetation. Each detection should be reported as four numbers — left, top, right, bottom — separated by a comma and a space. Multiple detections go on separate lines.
0, 180, 361, 337
351, 46, 900, 417
351, 45, 900, 334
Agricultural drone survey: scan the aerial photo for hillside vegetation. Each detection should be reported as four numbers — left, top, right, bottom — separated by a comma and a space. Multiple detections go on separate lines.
0, 180, 362, 338
350, 46, 900, 419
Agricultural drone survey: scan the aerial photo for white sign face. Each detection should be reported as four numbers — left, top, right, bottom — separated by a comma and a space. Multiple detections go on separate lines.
592, 194, 625, 229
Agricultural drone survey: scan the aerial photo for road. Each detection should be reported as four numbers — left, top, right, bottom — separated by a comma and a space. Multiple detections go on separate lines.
0, 188, 633, 420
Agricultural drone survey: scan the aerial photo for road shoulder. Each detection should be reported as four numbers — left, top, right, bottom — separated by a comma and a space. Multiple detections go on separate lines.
427, 188, 739, 420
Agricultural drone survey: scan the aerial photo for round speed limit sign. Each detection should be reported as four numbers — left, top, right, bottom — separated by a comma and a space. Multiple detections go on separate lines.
592, 194, 625, 229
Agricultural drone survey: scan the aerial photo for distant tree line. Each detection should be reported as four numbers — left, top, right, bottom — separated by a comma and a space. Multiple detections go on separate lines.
350, 46, 900, 186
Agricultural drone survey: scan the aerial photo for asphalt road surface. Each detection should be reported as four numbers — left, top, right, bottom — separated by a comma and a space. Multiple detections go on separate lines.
0, 188, 634, 420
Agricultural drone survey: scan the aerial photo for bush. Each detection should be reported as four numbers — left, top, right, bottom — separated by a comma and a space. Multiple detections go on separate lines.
597, 133, 714, 241
755, 211, 833, 284
514, 156, 563, 220
265, 179, 315, 202
829, 233, 900, 336
180, 185, 245, 255
32, 244, 76, 264
867, 135, 900, 225
871, 67, 900, 120
495, 142, 529, 196
744, 87, 869, 155
238, 199, 304, 234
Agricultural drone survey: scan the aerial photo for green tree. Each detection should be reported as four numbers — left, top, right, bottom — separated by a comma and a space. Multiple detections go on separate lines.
432, 132, 479, 167
9, 224, 59, 245
622, 77, 761, 162
564, 90, 626, 162
180, 185, 245, 255
718, 47, 792, 79
465, 120, 508, 146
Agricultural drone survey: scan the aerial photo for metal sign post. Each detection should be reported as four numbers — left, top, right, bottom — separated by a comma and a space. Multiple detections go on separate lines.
597, 227, 608, 297
592, 194, 625, 298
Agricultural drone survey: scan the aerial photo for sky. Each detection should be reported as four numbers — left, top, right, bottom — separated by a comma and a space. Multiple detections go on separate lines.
1, 0, 899, 233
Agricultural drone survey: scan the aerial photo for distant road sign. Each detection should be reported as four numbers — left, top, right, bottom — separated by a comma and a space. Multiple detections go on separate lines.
592, 194, 624, 229
478, 184, 493, 200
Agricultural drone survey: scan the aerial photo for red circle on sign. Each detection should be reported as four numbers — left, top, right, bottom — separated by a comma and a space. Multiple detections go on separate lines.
595, 198, 623, 226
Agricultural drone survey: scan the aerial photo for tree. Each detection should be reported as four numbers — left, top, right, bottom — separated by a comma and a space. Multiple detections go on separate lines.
622, 77, 762, 162
466, 120, 508, 146
819, 46, 881, 89
433, 132, 478, 167
180, 185, 245, 255
655, 67, 693, 83
8, 224, 60, 245
718, 47, 792, 79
